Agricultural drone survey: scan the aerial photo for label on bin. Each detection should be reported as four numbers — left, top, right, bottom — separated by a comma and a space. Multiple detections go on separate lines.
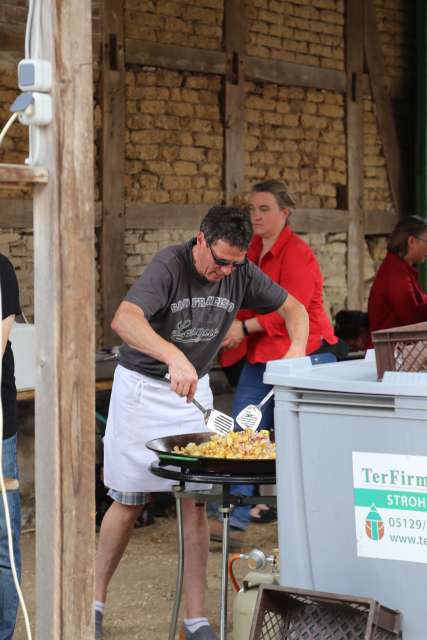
353, 452, 427, 564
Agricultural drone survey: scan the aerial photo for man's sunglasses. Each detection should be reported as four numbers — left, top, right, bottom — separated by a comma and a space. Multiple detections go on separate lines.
208, 244, 246, 268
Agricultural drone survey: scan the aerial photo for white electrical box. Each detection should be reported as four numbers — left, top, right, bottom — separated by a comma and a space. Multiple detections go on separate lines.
10, 323, 35, 391
18, 59, 52, 92
18, 92, 52, 126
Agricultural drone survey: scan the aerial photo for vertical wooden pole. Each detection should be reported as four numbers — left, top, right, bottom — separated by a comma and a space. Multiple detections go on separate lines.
33, 1, 95, 638
101, 0, 125, 345
345, 0, 365, 309
224, 0, 246, 203
364, 1, 405, 216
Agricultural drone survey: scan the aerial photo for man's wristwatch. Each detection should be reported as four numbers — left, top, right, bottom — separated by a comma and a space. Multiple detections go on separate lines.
242, 320, 249, 336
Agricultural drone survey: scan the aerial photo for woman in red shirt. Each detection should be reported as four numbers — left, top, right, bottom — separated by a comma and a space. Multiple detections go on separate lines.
368, 215, 427, 333
210, 180, 342, 543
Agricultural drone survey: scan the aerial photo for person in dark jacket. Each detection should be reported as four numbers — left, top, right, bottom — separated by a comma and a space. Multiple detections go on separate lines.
368, 215, 427, 333
0, 253, 22, 640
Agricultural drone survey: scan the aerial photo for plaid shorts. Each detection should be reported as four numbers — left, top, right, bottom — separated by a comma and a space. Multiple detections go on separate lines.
107, 488, 148, 506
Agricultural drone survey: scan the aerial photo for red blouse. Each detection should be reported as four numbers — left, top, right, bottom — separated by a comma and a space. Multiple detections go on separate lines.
368, 252, 427, 332
220, 225, 337, 366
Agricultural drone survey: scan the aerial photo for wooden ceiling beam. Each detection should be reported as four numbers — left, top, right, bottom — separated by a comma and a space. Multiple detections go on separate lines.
125, 39, 226, 74
245, 56, 346, 92
0, 163, 48, 183
0, 199, 399, 235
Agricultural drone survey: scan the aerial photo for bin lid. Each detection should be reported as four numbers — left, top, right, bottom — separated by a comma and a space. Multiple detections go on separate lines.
263, 350, 427, 397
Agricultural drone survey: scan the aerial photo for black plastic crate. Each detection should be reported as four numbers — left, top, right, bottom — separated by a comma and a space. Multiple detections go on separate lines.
249, 585, 401, 640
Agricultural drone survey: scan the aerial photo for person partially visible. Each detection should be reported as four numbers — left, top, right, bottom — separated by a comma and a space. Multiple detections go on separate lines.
95, 205, 309, 640
368, 215, 427, 333
0, 253, 22, 640
210, 180, 344, 544
334, 310, 370, 353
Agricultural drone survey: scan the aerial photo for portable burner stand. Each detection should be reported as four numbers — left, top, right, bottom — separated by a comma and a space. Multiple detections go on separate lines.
150, 463, 276, 640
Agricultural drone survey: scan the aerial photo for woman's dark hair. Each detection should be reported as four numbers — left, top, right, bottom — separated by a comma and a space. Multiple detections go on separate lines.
387, 215, 427, 258
200, 206, 253, 250
251, 179, 297, 210
334, 310, 369, 341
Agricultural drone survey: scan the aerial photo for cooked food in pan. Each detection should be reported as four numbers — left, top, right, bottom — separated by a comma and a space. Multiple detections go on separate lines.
173, 429, 275, 460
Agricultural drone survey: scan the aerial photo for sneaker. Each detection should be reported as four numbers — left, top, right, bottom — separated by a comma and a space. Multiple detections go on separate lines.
95, 609, 103, 639
180, 624, 218, 640
209, 519, 245, 549
250, 505, 277, 524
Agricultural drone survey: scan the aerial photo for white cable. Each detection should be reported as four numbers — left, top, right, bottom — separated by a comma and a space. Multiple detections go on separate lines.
0, 283, 32, 638
24, 0, 35, 59
29, 127, 41, 166
0, 112, 19, 149
33, 0, 42, 61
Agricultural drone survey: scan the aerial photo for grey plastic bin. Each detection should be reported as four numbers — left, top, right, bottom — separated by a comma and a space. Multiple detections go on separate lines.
264, 350, 427, 640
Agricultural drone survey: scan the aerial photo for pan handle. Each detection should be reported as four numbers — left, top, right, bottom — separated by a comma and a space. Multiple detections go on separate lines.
159, 452, 199, 463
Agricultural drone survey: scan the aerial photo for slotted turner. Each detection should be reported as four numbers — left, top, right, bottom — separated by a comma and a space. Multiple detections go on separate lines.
164, 374, 234, 435
236, 388, 275, 431
191, 397, 235, 435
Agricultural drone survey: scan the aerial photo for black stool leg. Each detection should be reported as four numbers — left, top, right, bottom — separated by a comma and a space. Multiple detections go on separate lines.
169, 485, 185, 640
218, 483, 232, 640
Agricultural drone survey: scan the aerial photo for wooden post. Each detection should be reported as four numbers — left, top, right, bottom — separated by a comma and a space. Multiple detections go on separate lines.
364, 1, 405, 215
33, 1, 95, 638
224, 0, 246, 203
345, 0, 365, 309
101, 0, 125, 345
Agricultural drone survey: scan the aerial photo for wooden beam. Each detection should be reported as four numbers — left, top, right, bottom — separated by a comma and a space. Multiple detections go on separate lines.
124, 203, 349, 233
0, 199, 97, 228
0, 199, 399, 236
224, 0, 246, 203
291, 209, 348, 233
364, 1, 405, 215
364, 209, 398, 235
33, 1, 95, 638
345, 0, 365, 308
101, 0, 126, 346
0, 198, 32, 227
0, 164, 48, 184
125, 38, 226, 74
123, 38, 413, 101
125, 203, 207, 229
246, 56, 346, 92
0, 26, 412, 99
362, 74, 412, 101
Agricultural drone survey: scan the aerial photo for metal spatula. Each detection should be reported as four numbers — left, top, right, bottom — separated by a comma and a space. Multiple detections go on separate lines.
191, 397, 235, 435
236, 388, 275, 431
165, 374, 234, 435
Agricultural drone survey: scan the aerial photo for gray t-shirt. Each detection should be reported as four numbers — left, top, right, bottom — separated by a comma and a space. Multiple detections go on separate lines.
119, 239, 288, 379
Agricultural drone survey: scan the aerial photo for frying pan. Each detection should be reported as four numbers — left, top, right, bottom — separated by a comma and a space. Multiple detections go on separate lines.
146, 432, 276, 475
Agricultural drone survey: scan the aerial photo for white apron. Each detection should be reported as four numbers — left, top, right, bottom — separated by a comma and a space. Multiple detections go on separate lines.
103, 365, 213, 492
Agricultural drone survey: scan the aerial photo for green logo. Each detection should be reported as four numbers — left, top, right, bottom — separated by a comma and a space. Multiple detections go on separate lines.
365, 505, 385, 541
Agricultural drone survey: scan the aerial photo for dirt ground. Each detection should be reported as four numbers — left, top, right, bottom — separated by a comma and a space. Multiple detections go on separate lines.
14, 515, 278, 639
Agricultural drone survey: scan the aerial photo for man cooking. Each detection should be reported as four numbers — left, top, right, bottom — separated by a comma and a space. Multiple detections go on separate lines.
95, 205, 308, 640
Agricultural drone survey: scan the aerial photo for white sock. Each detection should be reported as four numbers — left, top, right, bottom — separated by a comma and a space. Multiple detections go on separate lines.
184, 617, 209, 632
95, 601, 105, 613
